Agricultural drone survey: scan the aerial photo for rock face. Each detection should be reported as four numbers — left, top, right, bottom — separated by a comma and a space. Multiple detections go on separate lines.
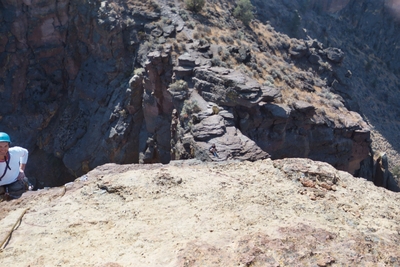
358, 151, 399, 191
0, 0, 156, 185
0, 0, 393, 189
188, 65, 370, 174
0, 158, 400, 266
255, 0, 400, 182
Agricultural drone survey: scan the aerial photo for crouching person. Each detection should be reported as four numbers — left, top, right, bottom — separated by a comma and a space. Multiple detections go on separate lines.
0, 132, 31, 200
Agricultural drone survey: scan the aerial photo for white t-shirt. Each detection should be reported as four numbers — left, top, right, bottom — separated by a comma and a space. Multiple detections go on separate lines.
0, 146, 29, 186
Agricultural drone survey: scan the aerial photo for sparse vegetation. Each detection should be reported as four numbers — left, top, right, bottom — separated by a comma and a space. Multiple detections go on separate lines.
179, 9, 189, 21
220, 48, 230, 60
185, 0, 205, 13
150, 1, 161, 12
233, 0, 254, 26
226, 36, 234, 44
198, 38, 208, 46
392, 165, 400, 179
179, 43, 187, 51
176, 31, 188, 42
211, 56, 224, 67
187, 21, 196, 29
270, 69, 282, 80
197, 25, 212, 35
193, 31, 200, 39
180, 99, 201, 119
233, 31, 245, 40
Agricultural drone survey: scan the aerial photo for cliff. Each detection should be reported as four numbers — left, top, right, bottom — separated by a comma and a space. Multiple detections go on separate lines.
0, 0, 399, 190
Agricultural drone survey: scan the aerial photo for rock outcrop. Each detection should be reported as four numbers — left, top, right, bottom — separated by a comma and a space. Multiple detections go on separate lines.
1, 158, 400, 266
186, 64, 369, 174
358, 150, 399, 191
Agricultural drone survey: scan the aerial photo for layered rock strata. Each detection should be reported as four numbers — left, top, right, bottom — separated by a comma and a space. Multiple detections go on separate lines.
0, 0, 389, 190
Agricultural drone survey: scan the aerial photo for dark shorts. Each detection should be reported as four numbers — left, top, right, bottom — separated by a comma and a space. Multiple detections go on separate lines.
0, 178, 29, 200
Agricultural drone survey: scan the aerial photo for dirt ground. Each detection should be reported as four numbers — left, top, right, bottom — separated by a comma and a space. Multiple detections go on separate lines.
0, 158, 400, 267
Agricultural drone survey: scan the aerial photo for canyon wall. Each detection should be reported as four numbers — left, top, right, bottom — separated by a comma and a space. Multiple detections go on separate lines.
0, 0, 394, 189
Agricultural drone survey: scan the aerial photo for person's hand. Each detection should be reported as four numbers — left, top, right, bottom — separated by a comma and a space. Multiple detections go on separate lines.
17, 170, 25, 181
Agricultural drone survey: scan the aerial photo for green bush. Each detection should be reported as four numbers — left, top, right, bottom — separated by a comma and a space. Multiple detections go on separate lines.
185, 0, 205, 13
179, 10, 189, 21
233, 0, 254, 26
187, 21, 196, 29
181, 100, 201, 119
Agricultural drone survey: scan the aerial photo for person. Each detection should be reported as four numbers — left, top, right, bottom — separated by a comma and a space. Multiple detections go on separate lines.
209, 143, 219, 157
0, 132, 32, 200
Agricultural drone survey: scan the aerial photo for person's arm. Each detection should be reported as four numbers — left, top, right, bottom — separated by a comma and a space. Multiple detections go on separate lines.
20, 163, 26, 172
17, 148, 28, 180
19, 148, 28, 165
17, 164, 26, 180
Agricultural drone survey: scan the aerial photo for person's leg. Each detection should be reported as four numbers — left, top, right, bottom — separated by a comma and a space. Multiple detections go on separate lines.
5, 180, 27, 199
0, 186, 5, 201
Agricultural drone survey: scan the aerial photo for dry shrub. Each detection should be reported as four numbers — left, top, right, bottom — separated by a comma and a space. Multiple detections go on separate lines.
176, 31, 188, 42
172, 41, 180, 51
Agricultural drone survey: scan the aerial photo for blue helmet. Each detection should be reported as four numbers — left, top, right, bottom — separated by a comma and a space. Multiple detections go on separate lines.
0, 132, 11, 143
